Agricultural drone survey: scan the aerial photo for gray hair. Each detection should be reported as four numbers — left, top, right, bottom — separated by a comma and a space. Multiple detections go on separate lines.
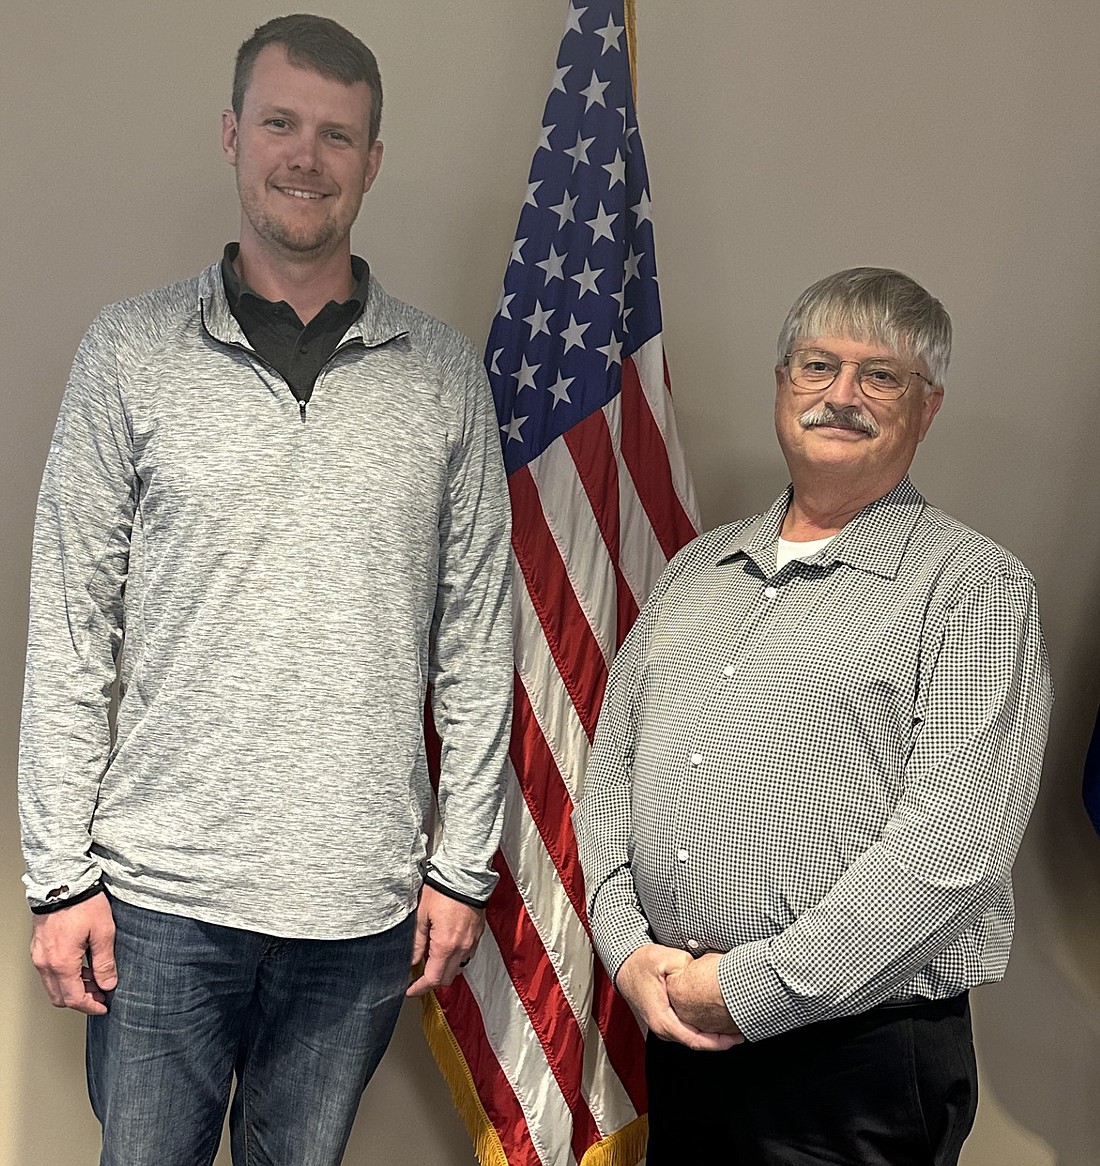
776, 267, 952, 387
232, 14, 383, 145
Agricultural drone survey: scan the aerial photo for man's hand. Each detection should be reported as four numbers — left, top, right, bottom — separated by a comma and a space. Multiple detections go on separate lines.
406, 885, 485, 998
617, 944, 741, 1051
30, 894, 117, 1016
665, 952, 743, 1039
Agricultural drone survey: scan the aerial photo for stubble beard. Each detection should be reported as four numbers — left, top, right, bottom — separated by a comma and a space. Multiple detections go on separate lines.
237, 179, 349, 258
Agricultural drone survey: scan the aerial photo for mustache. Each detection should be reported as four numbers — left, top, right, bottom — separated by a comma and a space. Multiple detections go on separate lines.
799, 403, 881, 438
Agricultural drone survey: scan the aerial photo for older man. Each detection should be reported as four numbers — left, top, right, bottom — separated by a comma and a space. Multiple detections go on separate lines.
19, 15, 511, 1165
575, 268, 1051, 1165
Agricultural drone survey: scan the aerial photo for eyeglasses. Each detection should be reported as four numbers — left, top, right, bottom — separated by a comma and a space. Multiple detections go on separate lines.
784, 348, 933, 400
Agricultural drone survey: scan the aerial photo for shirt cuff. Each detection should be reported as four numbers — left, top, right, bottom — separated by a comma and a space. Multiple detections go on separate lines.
422, 854, 499, 906
422, 874, 489, 910
717, 938, 809, 1042
588, 896, 655, 986
29, 878, 106, 916
720, 934, 880, 1042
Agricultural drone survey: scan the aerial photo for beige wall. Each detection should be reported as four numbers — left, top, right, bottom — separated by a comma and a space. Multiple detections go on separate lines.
3, 2, 1098, 1163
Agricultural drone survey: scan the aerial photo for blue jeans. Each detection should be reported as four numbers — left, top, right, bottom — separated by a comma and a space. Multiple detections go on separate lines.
87, 895, 416, 1166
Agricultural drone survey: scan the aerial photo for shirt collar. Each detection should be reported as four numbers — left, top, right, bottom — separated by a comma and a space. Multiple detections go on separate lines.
201, 251, 408, 350
219, 242, 371, 317
717, 476, 926, 580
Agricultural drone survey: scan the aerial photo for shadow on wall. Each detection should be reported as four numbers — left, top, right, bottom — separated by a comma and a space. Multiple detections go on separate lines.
972, 919, 1100, 1166
973, 561, 1100, 1166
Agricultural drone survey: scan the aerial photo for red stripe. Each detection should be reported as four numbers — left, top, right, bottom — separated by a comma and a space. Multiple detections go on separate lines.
592, 957, 649, 1112
487, 855, 602, 1161
433, 975, 541, 1166
511, 677, 587, 920
513, 675, 651, 1116
562, 409, 640, 650
620, 354, 698, 558
509, 464, 607, 739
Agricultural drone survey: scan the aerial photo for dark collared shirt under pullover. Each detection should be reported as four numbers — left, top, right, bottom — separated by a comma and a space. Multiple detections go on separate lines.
220, 242, 368, 406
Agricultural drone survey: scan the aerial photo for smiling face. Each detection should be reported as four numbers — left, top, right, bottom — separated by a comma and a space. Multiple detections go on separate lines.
221, 44, 382, 265
774, 334, 944, 496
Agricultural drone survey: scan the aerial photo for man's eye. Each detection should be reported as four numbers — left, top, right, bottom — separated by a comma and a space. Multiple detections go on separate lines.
802, 361, 836, 376
864, 366, 904, 388
266, 119, 289, 129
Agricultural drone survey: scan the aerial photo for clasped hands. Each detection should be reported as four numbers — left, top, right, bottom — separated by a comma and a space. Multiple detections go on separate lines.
616, 943, 743, 1051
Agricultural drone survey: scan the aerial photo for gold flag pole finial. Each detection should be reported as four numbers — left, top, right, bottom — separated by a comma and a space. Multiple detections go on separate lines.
625, 0, 637, 103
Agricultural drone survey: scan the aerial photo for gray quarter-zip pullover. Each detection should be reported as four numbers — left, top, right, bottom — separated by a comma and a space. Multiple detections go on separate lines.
19, 262, 513, 938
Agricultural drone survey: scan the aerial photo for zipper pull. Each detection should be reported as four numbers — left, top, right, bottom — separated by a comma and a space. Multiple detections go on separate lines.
299, 399, 307, 423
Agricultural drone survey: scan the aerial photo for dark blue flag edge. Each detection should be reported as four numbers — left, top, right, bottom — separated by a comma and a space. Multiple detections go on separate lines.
1083, 706, 1100, 835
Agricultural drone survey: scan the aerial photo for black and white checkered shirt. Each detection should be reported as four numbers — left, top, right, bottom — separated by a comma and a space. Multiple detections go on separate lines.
574, 477, 1052, 1042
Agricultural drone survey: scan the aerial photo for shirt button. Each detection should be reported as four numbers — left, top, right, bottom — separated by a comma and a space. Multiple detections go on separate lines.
689, 752, 703, 766
677, 848, 689, 863
722, 663, 736, 677
687, 938, 700, 951
763, 585, 778, 599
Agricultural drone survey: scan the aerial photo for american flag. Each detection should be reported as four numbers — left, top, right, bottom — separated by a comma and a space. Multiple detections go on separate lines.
423, 2, 699, 1162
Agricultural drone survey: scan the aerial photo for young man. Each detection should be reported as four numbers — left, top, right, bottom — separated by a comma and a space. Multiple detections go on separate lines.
20, 15, 512, 1164
576, 268, 1052, 1165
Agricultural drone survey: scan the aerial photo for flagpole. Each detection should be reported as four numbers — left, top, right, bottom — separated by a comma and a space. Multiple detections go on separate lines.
625, 0, 637, 101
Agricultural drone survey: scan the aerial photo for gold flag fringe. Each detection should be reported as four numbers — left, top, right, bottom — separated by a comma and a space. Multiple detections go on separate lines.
579, 1115, 649, 1166
625, 0, 637, 104
422, 990, 649, 1166
421, 991, 509, 1166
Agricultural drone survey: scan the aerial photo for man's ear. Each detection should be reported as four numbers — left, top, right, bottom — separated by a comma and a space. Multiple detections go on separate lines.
221, 110, 239, 166
363, 139, 384, 194
918, 384, 945, 442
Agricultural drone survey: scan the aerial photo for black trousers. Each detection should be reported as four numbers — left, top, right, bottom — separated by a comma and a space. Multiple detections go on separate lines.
645, 994, 977, 1166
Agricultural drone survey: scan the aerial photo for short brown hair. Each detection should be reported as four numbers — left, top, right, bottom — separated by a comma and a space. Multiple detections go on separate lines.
232, 14, 383, 143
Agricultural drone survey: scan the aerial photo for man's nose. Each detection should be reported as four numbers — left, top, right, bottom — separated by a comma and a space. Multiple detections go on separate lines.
825, 360, 863, 405
288, 134, 321, 172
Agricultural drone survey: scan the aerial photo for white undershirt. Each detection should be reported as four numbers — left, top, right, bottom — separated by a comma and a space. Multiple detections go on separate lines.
775, 535, 834, 570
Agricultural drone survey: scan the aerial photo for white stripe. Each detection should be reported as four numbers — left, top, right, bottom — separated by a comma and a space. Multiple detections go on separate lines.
601, 392, 671, 608
475, 577, 653, 1155
630, 334, 702, 529
498, 764, 641, 1138
499, 772, 594, 1026
528, 437, 617, 665
582, 1001, 643, 1137
465, 927, 577, 1166
512, 557, 592, 800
